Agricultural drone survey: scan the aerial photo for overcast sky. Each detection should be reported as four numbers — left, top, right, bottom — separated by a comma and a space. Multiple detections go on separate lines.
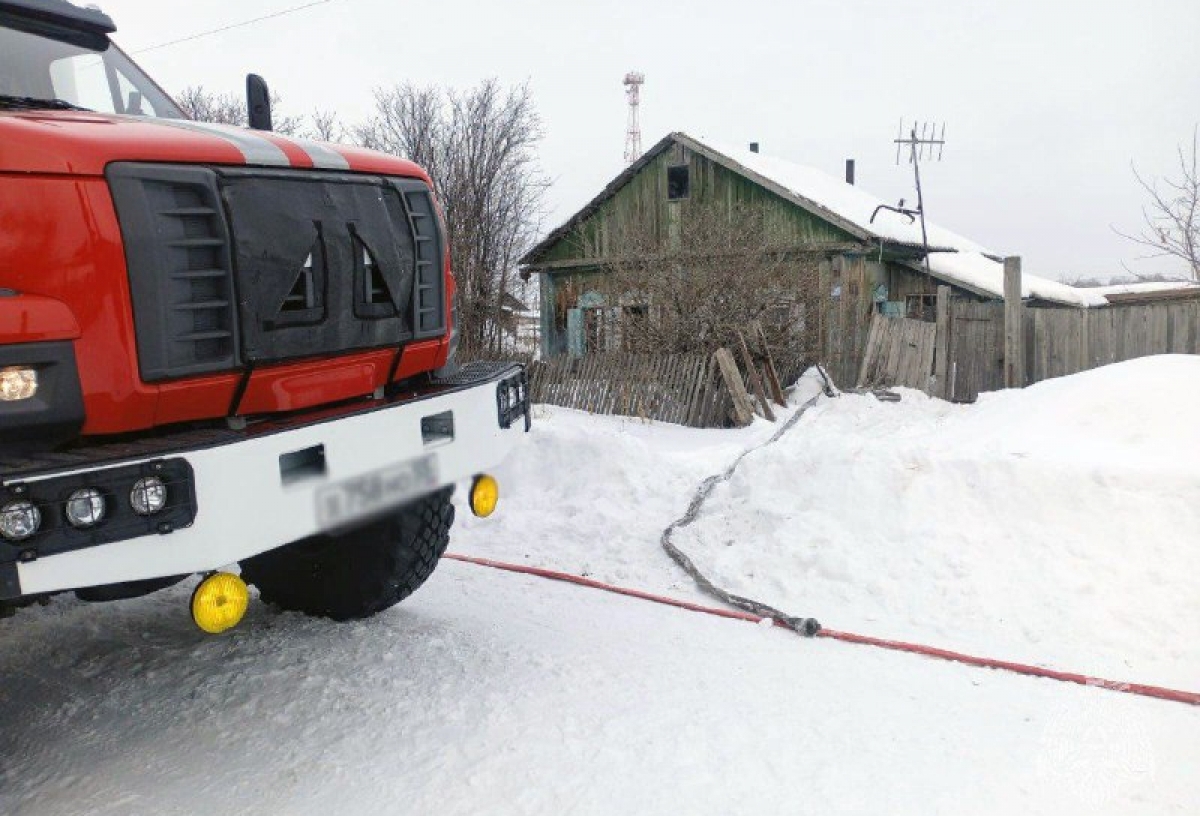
100, 0, 1198, 282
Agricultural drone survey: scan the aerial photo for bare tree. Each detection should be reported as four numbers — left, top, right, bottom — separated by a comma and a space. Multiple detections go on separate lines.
1118, 127, 1200, 281
353, 84, 444, 180
583, 200, 821, 369
174, 86, 244, 125
173, 85, 304, 136
358, 80, 548, 354
306, 109, 346, 142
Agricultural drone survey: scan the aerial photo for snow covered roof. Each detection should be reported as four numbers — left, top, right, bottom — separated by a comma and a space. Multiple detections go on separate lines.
925, 251, 1108, 308
523, 132, 1109, 308
695, 138, 1106, 307
1083, 281, 1200, 297
700, 138, 988, 253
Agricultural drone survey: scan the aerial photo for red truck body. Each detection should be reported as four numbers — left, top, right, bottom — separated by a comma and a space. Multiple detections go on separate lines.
1, 112, 455, 435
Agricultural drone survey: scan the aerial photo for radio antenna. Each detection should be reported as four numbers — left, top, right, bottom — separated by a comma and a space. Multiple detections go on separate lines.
891, 119, 946, 274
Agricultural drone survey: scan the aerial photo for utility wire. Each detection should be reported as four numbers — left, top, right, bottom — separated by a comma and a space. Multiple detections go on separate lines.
131, 0, 334, 55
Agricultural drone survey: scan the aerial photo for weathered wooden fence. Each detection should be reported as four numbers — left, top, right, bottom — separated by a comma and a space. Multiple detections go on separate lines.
943, 301, 1006, 402
859, 294, 1200, 402
535, 353, 740, 427
1026, 300, 1200, 382
461, 325, 797, 428
523, 353, 738, 427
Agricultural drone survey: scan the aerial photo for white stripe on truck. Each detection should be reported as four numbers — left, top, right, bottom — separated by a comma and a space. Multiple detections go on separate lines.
148, 118, 290, 166
147, 117, 350, 169
291, 137, 351, 170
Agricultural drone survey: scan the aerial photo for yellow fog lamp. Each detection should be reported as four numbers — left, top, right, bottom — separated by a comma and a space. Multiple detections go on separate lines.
0, 367, 37, 401
190, 572, 250, 634
469, 474, 499, 518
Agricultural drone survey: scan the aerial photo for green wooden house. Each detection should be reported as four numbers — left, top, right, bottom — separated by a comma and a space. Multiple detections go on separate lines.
520, 132, 1086, 385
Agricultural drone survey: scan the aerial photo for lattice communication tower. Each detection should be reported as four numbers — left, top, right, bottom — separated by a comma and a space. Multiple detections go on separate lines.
624, 72, 645, 164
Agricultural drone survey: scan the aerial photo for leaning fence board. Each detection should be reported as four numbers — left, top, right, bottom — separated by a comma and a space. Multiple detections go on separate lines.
856, 315, 936, 391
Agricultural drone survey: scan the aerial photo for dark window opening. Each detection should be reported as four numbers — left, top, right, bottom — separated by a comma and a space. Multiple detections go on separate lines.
362, 246, 388, 304
667, 165, 690, 200
905, 293, 938, 322
282, 251, 318, 312
269, 231, 326, 328
352, 232, 398, 319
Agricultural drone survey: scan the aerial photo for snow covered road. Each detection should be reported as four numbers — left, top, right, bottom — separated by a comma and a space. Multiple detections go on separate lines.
3, 562, 1197, 816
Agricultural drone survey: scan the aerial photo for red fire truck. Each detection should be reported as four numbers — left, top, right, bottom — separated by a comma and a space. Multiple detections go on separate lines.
0, 0, 529, 632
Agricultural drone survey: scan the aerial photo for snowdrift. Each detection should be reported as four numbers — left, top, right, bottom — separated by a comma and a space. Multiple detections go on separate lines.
451, 382, 820, 590
672, 355, 1200, 688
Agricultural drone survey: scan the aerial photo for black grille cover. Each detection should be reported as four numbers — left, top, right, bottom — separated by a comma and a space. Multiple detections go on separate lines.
107, 164, 447, 381
106, 164, 239, 381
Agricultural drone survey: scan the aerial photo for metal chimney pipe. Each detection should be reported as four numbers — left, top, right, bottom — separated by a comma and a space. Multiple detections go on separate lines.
845, 159, 856, 185
749, 142, 759, 153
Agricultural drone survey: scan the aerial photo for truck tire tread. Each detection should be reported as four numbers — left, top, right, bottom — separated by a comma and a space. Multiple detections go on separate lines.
240, 487, 454, 621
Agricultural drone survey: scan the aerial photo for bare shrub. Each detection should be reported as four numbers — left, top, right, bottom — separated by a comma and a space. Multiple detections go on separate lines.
578, 200, 820, 372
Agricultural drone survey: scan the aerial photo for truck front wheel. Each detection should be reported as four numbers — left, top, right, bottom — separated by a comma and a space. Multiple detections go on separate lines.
240, 487, 454, 621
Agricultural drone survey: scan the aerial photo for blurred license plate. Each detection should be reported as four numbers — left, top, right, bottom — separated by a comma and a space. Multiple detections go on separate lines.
316, 454, 439, 530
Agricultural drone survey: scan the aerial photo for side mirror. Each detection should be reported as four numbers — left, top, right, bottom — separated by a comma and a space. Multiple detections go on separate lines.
246, 74, 273, 131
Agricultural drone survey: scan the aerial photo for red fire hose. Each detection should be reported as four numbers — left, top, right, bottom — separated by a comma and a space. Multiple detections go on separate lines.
444, 552, 1200, 707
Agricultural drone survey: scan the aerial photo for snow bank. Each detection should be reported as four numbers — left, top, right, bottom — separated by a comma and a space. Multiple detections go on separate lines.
451, 377, 825, 591
673, 356, 1200, 688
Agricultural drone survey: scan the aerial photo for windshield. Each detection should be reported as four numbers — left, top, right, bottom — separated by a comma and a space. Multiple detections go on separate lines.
0, 24, 183, 117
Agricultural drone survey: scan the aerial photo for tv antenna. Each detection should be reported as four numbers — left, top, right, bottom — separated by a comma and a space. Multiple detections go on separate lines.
623, 72, 645, 165
870, 119, 946, 274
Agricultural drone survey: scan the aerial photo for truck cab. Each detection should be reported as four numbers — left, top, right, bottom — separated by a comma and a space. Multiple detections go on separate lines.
0, 0, 528, 629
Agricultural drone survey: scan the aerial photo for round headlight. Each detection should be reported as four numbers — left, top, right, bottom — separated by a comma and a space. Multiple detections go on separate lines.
130, 477, 167, 516
0, 500, 41, 541
66, 488, 106, 528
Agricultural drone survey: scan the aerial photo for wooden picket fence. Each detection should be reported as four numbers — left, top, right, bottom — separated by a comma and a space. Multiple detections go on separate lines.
460, 349, 748, 427
525, 353, 738, 427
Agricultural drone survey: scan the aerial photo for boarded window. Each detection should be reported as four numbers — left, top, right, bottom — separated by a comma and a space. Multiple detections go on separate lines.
667, 165, 690, 200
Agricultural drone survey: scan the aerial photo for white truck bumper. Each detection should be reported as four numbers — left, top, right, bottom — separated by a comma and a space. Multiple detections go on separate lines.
0, 362, 528, 599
